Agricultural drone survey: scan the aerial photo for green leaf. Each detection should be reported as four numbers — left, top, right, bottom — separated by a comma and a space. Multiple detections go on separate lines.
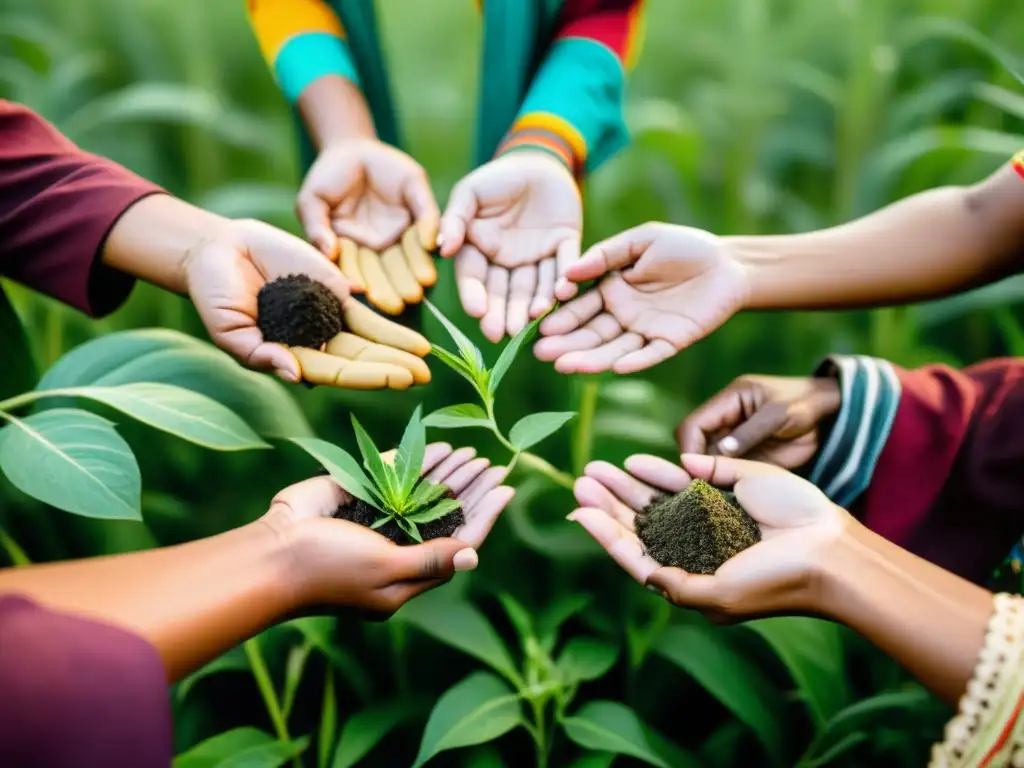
0, 286, 36, 400
801, 732, 870, 768
407, 479, 452, 511
567, 755, 617, 768
508, 411, 577, 451
537, 594, 592, 653
412, 672, 523, 768
407, 498, 461, 524
396, 405, 427, 499
290, 437, 377, 506
288, 617, 373, 701
423, 404, 492, 431
429, 345, 482, 391
746, 617, 848, 730
40, 383, 269, 451
173, 728, 309, 768
557, 638, 619, 684
331, 699, 424, 768
561, 701, 669, 768
351, 414, 393, 500
370, 515, 392, 530
319, 670, 337, 768
396, 590, 520, 683
488, 316, 542, 396
282, 640, 314, 720
397, 516, 423, 542
38, 328, 311, 439
654, 624, 787, 764
0, 409, 140, 520
497, 593, 534, 647
424, 299, 486, 372
177, 646, 249, 701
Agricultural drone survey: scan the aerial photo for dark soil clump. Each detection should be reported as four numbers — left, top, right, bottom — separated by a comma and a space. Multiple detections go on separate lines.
636, 480, 761, 574
257, 274, 344, 349
334, 491, 464, 545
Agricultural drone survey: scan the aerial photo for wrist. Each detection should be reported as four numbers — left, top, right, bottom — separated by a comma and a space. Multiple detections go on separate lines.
812, 518, 879, 622
299, 76, 377, 149
723, 237, 774, 311
253, 512, 312, 616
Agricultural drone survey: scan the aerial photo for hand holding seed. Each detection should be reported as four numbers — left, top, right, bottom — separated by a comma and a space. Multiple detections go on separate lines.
568, 453, 849, 624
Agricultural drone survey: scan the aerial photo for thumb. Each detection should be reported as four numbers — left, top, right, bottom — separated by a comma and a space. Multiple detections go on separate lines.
390, 537, 478, 582
715, 402, 790, 457
645, 567, 721, 610
437, 180, 478, 257
297, 191, 339, 261
565, 223, 659, 282
679, 453, 786, 487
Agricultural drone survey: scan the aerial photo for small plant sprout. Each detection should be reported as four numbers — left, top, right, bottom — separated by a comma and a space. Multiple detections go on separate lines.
292, 405, 463, 544
422, 300, 576, 487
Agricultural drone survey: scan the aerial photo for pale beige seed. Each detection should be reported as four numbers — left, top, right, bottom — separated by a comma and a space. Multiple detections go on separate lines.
292, 347, 414, 390
381, 245, 424, 303
402, 227, 438, 287
358, 247, 404, 315
325, 332, 431, 384
342, 301, 431, 357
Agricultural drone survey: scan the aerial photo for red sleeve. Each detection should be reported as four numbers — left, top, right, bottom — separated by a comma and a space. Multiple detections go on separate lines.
0, 595, 172, 767
857, 358, 1024, 583
0, 100, 164, 317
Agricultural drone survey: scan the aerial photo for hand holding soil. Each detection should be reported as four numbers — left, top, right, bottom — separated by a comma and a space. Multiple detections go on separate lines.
569, 453, 849, 623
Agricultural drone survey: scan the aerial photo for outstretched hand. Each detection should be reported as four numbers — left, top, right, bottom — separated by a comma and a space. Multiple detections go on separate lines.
534, 223, 749, 374
438, 151, 582, 342
569, 453, 847, 623
264, 442, 514, 617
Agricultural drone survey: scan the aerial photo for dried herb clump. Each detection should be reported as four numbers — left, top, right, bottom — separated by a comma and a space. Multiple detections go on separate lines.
257, 274, 344, 349
334, 490, 464, 545
636, 480, 761, 574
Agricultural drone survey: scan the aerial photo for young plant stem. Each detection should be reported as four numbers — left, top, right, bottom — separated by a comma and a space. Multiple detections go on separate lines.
530, 698, 550, 768
571, 380, 599, 477
244, 637, 300, 768
483, 396, 574, 491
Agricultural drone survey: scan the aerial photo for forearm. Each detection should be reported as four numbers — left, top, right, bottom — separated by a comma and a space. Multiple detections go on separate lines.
733, 164, 1024, 310
298, 75, 376, 149
0, 521, 293, 682
818, 521, 992, 707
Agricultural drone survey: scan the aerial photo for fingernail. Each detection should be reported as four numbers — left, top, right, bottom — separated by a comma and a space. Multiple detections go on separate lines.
718, 437, 739, 455
646, 584, 660, 594
275, 369, 299, 384
435, 234, 446, 249
565, 512, 577, 522
453, 548, 478, 572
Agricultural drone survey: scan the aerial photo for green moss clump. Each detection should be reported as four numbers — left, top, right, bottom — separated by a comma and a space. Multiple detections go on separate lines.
636, 480, 760, 574
257, 274, 344, 349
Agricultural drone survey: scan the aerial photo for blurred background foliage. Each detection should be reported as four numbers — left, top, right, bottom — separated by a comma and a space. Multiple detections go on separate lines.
1, 0, 1022, 765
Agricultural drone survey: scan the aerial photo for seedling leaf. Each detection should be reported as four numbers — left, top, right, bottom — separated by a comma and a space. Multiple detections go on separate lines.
489, 316, 542, 396
424, 299, 485, 371
408, 479, 452, 511
370, 516, 391, 530
509, 411, 577, 451
351, 414, 394, 504
395, 405, 426, 499
290, 437, 377, 506
431, 344, 481, 390
396, 516, 423, 543
407, 498, 461, 524
423, 404, 492, 431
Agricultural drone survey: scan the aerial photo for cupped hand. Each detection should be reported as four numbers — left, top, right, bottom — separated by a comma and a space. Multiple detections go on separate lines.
569, 453, 848, 623
438, 151, 582, 342
534, 222, 749, 374
183, 217, 432, 389
677, 375, 842, 469
263, 442, 515, 617
298, 140, 439, 315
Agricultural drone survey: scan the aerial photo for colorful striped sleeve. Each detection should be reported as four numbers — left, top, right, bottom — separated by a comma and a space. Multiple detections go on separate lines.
245, 0, 360, 104
498, 0, 646, 177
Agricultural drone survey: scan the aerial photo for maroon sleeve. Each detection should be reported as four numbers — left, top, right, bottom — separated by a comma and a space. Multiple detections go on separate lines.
856, 358, 1024, 584
0, 595, 172, 767
0, 100, 164, 317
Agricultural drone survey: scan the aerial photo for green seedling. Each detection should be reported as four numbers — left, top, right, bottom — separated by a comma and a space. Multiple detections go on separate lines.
292, 405, 461, 544
422, 300, 576, 477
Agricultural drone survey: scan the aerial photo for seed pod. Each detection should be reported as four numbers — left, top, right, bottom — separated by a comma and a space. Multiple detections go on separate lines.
257, 274, 344, 349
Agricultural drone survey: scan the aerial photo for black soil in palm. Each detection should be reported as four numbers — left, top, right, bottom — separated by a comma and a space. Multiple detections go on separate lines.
257, 274, 344, 349
334, 493, 464, 545
636, 480, 761, 574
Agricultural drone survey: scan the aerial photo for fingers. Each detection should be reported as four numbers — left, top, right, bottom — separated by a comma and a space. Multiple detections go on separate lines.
506, 265, 536, 337
269, 475, 349, 520
442, 457, 492, 495
568, 507, 660, 584
611, 340, 678, 375
676, 386, 746, 455
438, 180, 478, 257
679, 453, 784, 487
381, 245, 424, 304
338, 239, 365, 291
402, 177, 440, 251
422, 442, 453, 474
402, 227, 438, 287
325, 332, 431, 384
245, 341, 301, 383
564, 223, 659, 283
717, 403, 790, 458
296, 191, 339, 260
623, 454, 692, 494
460, 465, 509, 511
480, 266, 510, 343
531, 258, 556, 318
358, 247, 405, 315
342, 301, 431, 357
645, 568, 721, 610
456, 485, 515, 549
292, 347, 414, 390
535, 290, 604, 356
554, 236, 582, 301
556, 331, 644, 375
454, 246, 490, 318
572, 476, 637, 531
583, 460, 661, 511
426, 447, 477, 485
389, 537, 479, 583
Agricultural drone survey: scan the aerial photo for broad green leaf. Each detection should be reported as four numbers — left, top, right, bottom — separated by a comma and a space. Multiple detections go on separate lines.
0, 285, 36, 400
423, 404, 492, 431
561, 701, 669, 768
331, 699, 424, 768
497, 593, 534, 646
351, 414, 393, 500
407, 498, 461, 524
37, 328, 311, 439
396, 590, 520, 683
746, 617, 848, 730
290, 437, 377, 506
430, 345, 481, 390
408, 479, 452, 510
177, 646, 249, 701
173, 728, 309, 768
396, 405, 426, 498
557, 638, 619, 684
0, 409, 140, 520
800, 732, 869, 768
509, 411, 577, 451
282, 640, 314, 720
488, 316, 542, 396
412, 672, 523, 768
37, 383, 268, 451
424, 299, 485, 372
319, 670, 337, 768
654, 624, 787, 764
537, 594, 592, 652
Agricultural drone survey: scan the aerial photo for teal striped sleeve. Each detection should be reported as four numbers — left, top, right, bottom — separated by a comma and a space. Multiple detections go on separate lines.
275, 33, 361, 104
808, 355, 902, 508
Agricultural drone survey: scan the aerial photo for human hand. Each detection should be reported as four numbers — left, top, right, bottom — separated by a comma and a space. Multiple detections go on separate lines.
298, 140, 439, 315
534, 223, 749, 374
569, 453, 848, 623
677, 376, 841, 469
437, 151, 582, 342
183, 217, 432, 389
263, 442, 514, 617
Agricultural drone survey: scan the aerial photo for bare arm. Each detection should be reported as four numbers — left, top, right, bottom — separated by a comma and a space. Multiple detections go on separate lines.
734, 162, 1024, 310
298, 74, 376, 148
